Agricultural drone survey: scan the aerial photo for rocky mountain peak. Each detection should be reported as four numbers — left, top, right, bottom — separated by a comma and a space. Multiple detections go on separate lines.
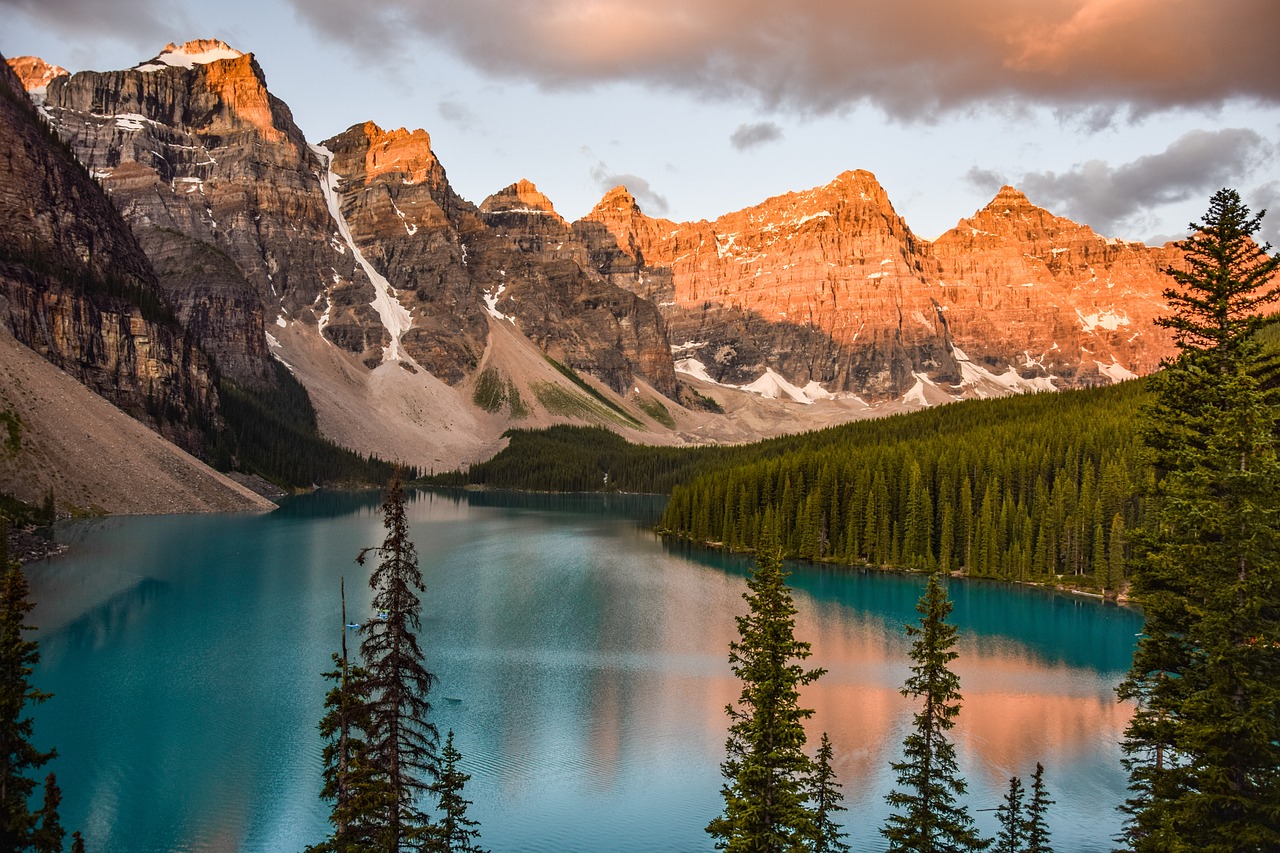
347, 122, 443, 185
597, 185, 642, 215
135, 39, 245, 71
955, 184, 1098, 243
5, 56, 67, 95
480, 179, 561, 219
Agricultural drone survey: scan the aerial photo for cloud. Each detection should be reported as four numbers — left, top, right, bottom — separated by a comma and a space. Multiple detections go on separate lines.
1018, 128, 1274, 237
286, 0, 1280, 119
0, 0, 182, 46
730, 121, 783, 151
438, 98, 478, 131
964, 166, 1008, 194
589, 161, 669, 215
1249, 180, 1280, 248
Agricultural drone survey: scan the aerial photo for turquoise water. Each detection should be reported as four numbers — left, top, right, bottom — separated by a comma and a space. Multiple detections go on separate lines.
26, 489, 1142, 852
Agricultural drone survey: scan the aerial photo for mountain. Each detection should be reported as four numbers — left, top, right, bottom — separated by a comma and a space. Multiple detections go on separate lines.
577, 170, 1180, 401
0, 52, 221, 455
6, 39, 1188, 479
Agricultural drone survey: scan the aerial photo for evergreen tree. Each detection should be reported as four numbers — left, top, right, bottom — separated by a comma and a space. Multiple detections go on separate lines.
1024, 763, 1053, 853
881, 573, 989, 853
1118, 189, 1280, 851
308, 652, 390, 852
0, 552, 55, 851
807, 733, 849, 853
359, 475, 439, 852
30, 773, 63, 853
707, 536, 824, 852
993, 775, 1025, 853
69, 831, 83, 853
429, 730, 486, 853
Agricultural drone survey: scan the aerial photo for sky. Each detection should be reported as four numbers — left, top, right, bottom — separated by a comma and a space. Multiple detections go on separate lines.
2, 0, 1278, 245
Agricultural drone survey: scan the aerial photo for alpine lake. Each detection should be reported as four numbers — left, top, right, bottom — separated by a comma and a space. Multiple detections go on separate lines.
26, 488, 1141, 852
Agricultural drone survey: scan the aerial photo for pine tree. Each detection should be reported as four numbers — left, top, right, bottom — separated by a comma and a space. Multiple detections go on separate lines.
430, 731, 486, 853
807, 733, 849, 853
1118, 189, 1280, 851
359, 475, 439, 852
1024, 763, 1053, 853
30, 773, 63, 853
0, 551, 55, 851
993, 775, 1025, 853
69, 831, 83, 853
881, 573, 989, 853
707, 536, 824, 852
310, 577, 392, 853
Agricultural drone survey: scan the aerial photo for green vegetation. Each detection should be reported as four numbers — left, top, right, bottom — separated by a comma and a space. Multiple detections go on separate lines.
0, 528, 77, 851
1117, 189, 1280, 850
543, 356, 643, 427
881, 573, 989, 852
310, 478, 485, 852
1, 409, 20, 458
706, 536, 832, 852
471, 367, 505, 413
217, 360, 407, 488
637, 395, 677, 428
662, 381, 1149, 590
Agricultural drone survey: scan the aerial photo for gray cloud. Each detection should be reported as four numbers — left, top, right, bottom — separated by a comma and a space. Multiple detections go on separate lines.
1018, 128, 1274, 237
286, 0, 1280, 119
730, 121, 783, 151
964, 166, 1008, 194
438, 98, 478, 131
1, 0, 183, 47
1249, 180, 1280, 248
590, 161, 669, 215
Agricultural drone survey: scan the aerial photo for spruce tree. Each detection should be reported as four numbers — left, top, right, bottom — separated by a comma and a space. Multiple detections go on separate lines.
0, 552, 55, 851
993, 776, 1025, 853
881, 573, 989, 853
707, 536, 824, 852
1024, 763, 1053, 853
807, 732, 849, 853
1118, 189, 1280, 851
359, 475, 439, 852
430, 730, 486, 853
30, 774, 63, 853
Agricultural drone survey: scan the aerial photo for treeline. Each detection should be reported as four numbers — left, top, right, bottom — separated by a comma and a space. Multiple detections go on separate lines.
215, 360, 409, 488
661, 381, 1150, 589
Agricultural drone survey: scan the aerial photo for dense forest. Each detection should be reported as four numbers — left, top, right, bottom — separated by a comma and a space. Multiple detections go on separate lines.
434, 380, 1152, 591
214, 360, 408, 489
661, 381, 1149, 590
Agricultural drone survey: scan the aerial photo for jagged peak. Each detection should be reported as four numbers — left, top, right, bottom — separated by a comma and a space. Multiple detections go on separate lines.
594, 185, 642, 215
5, 56, 68, 93
359, 121, 433, 149
135, 39, 245, 72
480, 179, 560, 217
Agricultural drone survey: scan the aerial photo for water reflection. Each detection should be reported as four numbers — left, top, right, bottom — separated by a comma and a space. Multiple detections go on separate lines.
27, 490, 1140, 853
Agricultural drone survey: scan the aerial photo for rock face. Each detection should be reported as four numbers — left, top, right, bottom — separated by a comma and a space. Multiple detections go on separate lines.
33, 40, 370, 387
579, 171, 1180, 399
0, 53, 220, 455
319, 122, 676, 394
20, 43, 675, 408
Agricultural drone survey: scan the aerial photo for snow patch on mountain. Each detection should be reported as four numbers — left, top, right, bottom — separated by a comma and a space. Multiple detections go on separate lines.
312, 143, 412, 362
674, 359, 837, 405
135, 41, 244, 72
951, 344, 1057, 397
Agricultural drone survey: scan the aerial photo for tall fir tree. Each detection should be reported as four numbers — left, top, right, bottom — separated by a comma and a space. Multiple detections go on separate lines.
429, 730, 486, 853
806, 732, 850, 853
707, 535, 825, 852
881, 573, 989, 853
359, 475, 439, 852
0, 537, 55, 852
1024, 763, 1053, 853
1118, 190, 1280, 851
993, 775, 1025, 853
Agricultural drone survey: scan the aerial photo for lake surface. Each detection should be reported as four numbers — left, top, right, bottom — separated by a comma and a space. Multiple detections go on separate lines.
27, 489, 1141, 852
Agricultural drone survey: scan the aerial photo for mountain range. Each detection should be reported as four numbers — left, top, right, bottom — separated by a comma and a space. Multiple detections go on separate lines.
1, 39, 1183, 503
